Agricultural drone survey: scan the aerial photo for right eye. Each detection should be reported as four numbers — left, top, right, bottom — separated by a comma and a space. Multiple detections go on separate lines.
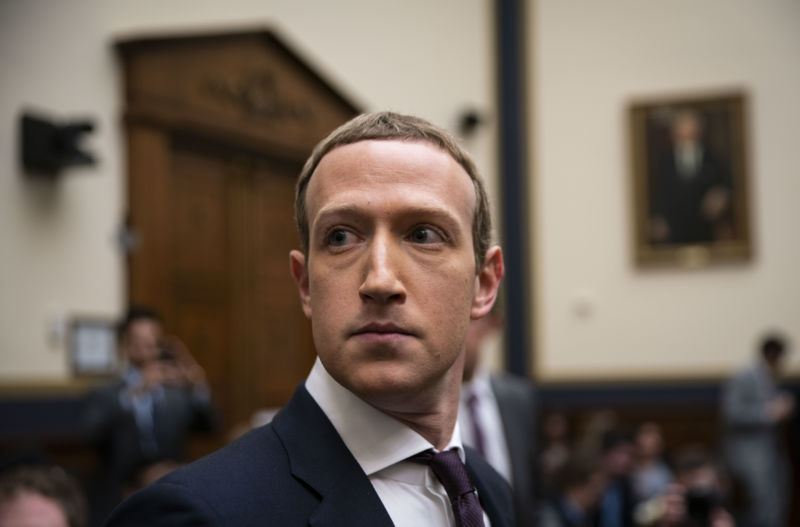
326, 228, 358, 248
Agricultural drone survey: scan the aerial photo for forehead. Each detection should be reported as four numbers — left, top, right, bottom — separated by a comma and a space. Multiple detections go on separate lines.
128, 319, 161, 338
305, 139, 476, 227
1, 492, 68, 527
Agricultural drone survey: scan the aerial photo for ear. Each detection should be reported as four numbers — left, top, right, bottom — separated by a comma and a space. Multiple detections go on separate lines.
289, 250, 312, 319
471, 246, 504, 320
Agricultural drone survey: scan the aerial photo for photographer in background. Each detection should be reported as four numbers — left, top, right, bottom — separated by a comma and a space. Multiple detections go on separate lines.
82, 306, 218, 526
636, 446, 733, 527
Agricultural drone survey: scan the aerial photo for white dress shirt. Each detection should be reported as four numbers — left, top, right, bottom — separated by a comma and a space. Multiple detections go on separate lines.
305, 358, 492, 527
459, 370, 513, 485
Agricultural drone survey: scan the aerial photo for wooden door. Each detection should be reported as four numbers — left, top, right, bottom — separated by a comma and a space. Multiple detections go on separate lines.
119, 30, 358, 448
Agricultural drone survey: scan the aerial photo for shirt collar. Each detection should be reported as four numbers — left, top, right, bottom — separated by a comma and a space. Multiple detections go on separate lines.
123, 366, 141, 385
305, 358, 465, 476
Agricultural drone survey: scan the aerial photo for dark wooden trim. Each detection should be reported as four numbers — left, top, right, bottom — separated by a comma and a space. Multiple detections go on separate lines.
122, 108, 311, 163
115, 27, 362, 116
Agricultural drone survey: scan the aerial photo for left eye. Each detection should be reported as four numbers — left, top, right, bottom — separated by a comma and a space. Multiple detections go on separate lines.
408, 227, 444, 244
326, 228, 358, 247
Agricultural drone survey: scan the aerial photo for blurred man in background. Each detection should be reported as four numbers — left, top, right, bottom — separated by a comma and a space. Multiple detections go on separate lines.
538, 452, 607, 527
82, 306, 217, 525
721, 333, 794, 527
597, 428, 636, 527
460, 308, 538, 526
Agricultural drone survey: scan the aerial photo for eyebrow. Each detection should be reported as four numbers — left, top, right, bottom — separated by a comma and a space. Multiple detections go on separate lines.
313, 203, 465, 235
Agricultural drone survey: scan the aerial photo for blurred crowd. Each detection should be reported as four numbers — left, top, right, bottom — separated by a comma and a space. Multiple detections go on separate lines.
534, 333, 795, 527
0, 311, 794, 527
536, 414, 735, 527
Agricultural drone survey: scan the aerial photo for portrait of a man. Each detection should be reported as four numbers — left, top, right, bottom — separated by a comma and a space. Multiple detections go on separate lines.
630, 92, 751, 266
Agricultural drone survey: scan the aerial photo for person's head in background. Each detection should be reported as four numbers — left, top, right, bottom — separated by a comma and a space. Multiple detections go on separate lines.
601, 428, 635, 479
0, 465, 86, 527
671, 446, 731, 527
760, 332, 789, 377
672, 446, 725, 494
635, 421, 666, 464
462, 305, 503, 383
555, 452, 607, 512
118, 306, 162, 369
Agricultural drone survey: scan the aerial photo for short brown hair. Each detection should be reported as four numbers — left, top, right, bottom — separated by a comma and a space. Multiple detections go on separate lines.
0, 465, 87, 527
294, 111, 492, 271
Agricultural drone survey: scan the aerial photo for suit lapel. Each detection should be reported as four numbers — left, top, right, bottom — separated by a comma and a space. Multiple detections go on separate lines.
490, 376, 529, 493
272, 384, 393, 527
466, 447, 516, 527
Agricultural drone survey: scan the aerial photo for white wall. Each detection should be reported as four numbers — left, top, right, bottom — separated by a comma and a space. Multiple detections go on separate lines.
0, 0, 497, 380
531, 1, 800, 381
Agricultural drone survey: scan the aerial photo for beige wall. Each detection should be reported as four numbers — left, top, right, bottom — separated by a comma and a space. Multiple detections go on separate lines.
0, 0, 497, 380
4, 1, 798, 384
531, 0, 800, 381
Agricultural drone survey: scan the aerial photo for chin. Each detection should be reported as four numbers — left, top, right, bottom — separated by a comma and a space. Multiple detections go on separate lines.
343, 362, 422, 401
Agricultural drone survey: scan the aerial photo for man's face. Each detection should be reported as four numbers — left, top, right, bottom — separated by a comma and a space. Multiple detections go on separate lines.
124, 319, 162, 368
290, 139, 501, 411
672, 111, 701, 146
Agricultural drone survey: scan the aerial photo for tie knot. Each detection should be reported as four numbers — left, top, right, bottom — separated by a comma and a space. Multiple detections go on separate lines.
411, 449, 485, 527
411, 449, 476, 500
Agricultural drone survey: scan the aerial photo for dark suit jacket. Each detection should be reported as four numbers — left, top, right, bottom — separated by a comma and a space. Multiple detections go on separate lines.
491, 374, 538, 527
83, 379, 218, 524
649, 148, 731, 244
104, 383, 515, 527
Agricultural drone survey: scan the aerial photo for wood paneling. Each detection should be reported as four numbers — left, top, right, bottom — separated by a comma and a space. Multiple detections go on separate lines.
118, 29, 358, 449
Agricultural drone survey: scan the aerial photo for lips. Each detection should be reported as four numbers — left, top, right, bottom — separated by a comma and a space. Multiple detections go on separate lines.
352, 322, 413, 337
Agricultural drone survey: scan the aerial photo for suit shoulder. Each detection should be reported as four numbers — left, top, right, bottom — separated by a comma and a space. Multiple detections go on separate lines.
105, 478, 221, 527
491, 373, 536, 399
168, 424, 286, 486
107, 424, 297, 526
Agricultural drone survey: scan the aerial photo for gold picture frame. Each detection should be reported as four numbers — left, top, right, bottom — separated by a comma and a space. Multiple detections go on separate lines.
629, 90, 752, 267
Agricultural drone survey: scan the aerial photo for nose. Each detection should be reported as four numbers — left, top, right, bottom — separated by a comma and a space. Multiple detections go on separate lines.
358, 232, 406, 305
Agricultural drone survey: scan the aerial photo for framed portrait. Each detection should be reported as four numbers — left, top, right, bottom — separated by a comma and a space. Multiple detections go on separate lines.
629, 91, 752, 267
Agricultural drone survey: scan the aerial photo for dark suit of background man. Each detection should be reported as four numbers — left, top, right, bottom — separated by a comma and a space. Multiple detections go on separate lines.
82, 307, 217, 526
105, 111, 513, 526
460, 310, 538, 526
648, 109, 733, 245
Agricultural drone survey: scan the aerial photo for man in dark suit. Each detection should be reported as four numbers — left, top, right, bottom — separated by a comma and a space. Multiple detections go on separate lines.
648, 109, 733, 245
104, 111, 511, 526
460, 310, 538, 526
82, 307, 217, 525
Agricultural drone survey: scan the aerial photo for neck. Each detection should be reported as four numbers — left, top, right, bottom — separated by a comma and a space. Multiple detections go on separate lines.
372, 364, 464, 450
381, 393, 460, 450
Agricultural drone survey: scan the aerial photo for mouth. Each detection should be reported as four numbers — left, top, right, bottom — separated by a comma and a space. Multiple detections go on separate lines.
352, 322, 414, 337
350, 322, 417, 346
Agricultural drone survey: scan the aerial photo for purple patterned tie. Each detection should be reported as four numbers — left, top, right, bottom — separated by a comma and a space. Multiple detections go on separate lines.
411, 449, 486, 527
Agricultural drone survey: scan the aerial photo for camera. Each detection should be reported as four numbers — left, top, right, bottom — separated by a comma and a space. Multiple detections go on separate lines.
158, 341, 176, 362
685, 486, 721, 527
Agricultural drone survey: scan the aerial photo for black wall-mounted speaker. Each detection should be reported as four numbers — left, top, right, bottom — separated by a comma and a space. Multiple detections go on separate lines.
21, 112, 96, 175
